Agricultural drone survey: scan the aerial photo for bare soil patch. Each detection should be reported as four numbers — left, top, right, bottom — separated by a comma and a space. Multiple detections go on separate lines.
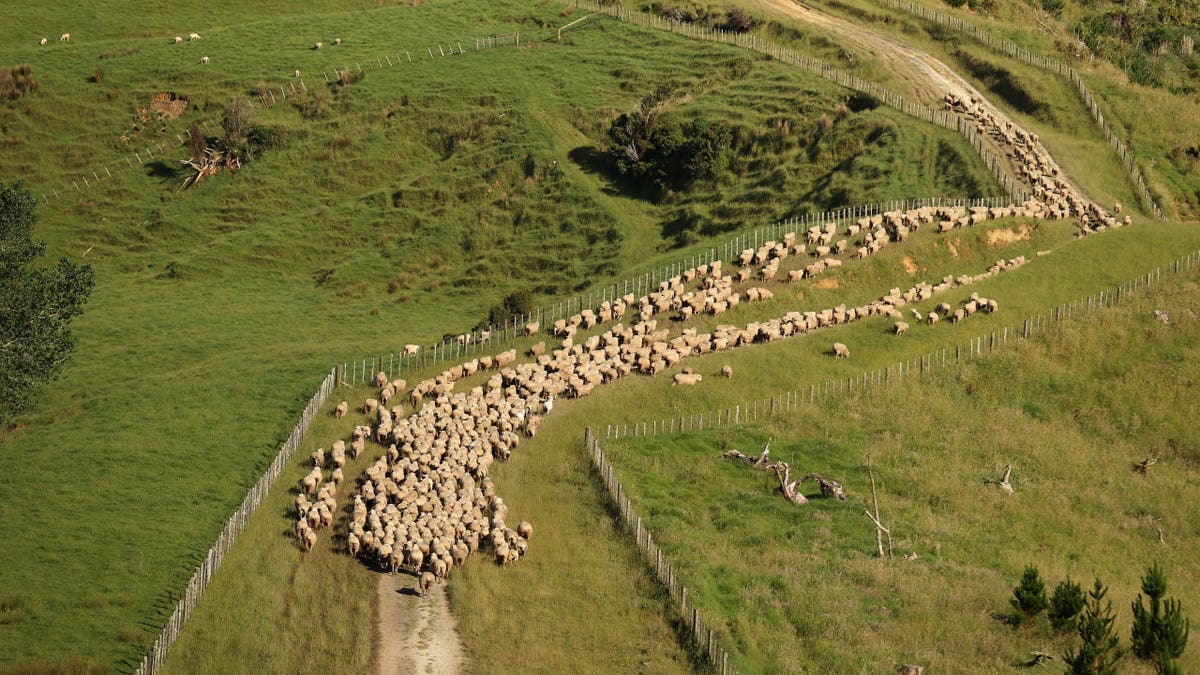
374, 572, 467, 675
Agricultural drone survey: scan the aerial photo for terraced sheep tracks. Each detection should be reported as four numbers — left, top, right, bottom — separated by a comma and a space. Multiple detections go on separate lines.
375, 572, 466, 674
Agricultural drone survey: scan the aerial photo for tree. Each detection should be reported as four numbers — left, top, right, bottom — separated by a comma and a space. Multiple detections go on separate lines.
1064, 579, 1123, 675
1131, 564, 1190, 668
0, 180, 94, 426
1050, 577, 1088, 632
1011, 565, 1048, 619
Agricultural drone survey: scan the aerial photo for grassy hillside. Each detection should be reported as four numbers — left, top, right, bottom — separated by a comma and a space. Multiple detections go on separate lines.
0, 0, 1013, 670
600, 263, 1200, 672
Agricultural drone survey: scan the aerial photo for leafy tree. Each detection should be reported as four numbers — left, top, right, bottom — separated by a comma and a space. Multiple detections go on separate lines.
1011, 565, 1048, 619
1064, 579, 1123, 675
1050, 577, 1088, 632
1131, 564, 1190, 668
483, 290, 534, 329
0, 180, 94, 426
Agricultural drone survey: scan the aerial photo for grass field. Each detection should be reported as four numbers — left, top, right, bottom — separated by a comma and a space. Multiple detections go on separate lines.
599, 265, 1200, 673
0, 0, 1022, 670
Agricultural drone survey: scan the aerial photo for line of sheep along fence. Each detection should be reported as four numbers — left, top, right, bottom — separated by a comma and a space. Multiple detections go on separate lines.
334, 194, 1013, 387
604, 251, 1200, 441
574, 1, 1031, 204
584, 428, 738, 675
133, 368, 337, 675
874, 0, 1163, 218
32, 35, 518, 209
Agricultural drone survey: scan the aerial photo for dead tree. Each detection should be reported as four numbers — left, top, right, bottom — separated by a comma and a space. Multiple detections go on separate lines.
723, 440, 842, 507
1025, 651, 1055, 667
984, 464, 1014, 494
1133, 456, 1158, 476
865, 453, 893, 558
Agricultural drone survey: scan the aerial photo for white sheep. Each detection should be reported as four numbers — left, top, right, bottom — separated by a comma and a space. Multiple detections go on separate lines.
59, 33, 71, 43
673, 372, 703, 386
189, 33, 201, 41
721, 365, 733, 378
832, 342, 850, 358
199, 56, 209, 64
39, 38, 48, 46
333, 38, 342, 46
404, 344, 419, 355
334, 401, 348, 418
172, 36, 182, 44
894, 321, 909, 336
314, 41, 323, 50
293, 69, 301, 78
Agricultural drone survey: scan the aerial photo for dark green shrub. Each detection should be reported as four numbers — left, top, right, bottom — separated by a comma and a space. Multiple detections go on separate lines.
1050, 578, 1087, 632
1011, 565, 1048, 619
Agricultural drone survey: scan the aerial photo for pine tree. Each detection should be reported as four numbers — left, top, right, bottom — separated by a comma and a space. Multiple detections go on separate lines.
1011, 564, 1048, 619
1131, 564, 1190, 667
1064, 579, 1122, 675
1050, 577, 1087, 632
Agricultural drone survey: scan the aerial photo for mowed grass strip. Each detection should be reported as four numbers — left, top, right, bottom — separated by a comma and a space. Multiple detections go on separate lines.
601, 269, 1200, 673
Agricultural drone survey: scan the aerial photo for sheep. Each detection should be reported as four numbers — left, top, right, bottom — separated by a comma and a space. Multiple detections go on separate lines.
302, 528, 317, 551
673, 372, 703, 386
375, 371, 388, 388
302, 468, 322, 495
348, 532, 360, 557
721, 365, 733, 378
420, 572, 436, 595
334, 401, 348, 418
313, 41, 323, 49
172, 36, 183, 44
199, 56, 209, 64
926, 312, 939, 326
832, 342, 850, 359
404, 344, 419, 355
363, 398, 379, 414
39, 38, 48, 46
59, 33, 70, 43
517, 521, 533, 540
894, 321, 909, 336
333, 38, 343, 46
189, 33, 201, 41
311, 448, 325, 467
525, 322, 539, 337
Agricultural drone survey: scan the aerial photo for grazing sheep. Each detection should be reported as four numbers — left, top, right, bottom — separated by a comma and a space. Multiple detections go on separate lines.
293, 69, 301, 78
59, 33, 70, 43
199, 56, 209, 64
673, 372, 703, 386
334, 401, 348, 418
39, 38, 48, 46
311, 448, 325, 467
375, 371, 388, 388
363, 398, 379, 414
313, 41, 323, 49
926, 312, 939, 326
172, 36, 183, 44
404, 344, 419, 355
189, 33, 201, 41
832, 342, 850, 358
524, 321, 539, 336
333, 38, 342, 46
517, 521, 533, 540
721, 365, 733, 378
894, 321, 909, 336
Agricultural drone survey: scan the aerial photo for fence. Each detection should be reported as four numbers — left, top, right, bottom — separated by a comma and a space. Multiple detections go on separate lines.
574, 1, 1031, 204
335, 195, 1012, 387
872, 0, 1163, 218
133, 368, 337, 675
32, 35, 519, 209
601, 250, 1200, 440
584, 427, 738, 674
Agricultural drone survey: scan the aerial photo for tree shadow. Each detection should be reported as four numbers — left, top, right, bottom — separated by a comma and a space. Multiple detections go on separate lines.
146, 160, 183, 185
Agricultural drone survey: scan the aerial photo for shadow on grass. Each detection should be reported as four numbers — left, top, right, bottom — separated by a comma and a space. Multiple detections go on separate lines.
146, 160, 183, 185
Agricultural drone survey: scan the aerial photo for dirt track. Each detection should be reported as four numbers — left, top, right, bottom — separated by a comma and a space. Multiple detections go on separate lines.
374, 572, 467, 675
753, 0, 1076, 196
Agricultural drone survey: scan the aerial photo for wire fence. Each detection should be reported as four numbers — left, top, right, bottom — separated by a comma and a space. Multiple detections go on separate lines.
31, 34, 520, 208
584, 427, 738, 675
133, 368, 337, 675
873, 0, 1163, 218
574, 0, 1031, 204
334, 195, 1012, 387
601, 250, 1200, 440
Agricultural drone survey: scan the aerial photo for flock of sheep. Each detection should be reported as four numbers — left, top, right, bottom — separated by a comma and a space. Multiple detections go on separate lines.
944, 92, 1130, 234
288, 87, 1131, 596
